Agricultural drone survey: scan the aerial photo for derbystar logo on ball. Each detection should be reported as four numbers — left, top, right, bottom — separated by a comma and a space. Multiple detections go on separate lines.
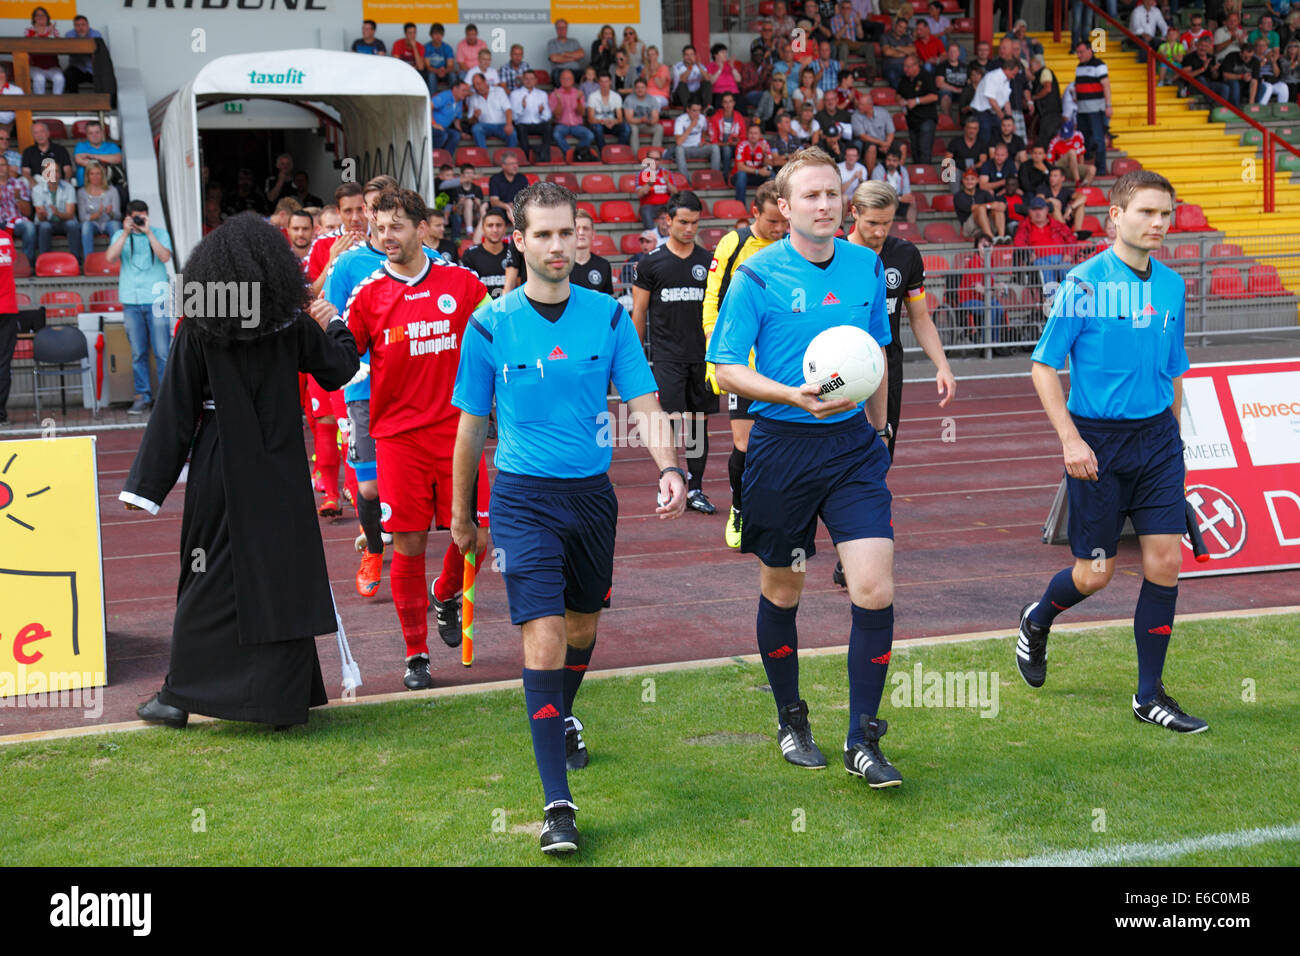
803, 325, 884, 404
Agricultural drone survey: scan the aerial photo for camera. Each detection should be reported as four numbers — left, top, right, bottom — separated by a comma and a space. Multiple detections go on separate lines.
131, 215, 145, 227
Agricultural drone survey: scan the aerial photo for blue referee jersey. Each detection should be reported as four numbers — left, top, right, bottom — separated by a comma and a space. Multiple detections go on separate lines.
706, 237, 890, 424
1032, 248, 1190, 420
452, 286, 659, 478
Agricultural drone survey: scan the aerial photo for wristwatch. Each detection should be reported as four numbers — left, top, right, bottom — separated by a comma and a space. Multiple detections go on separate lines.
876, 422, 894, 443
660, 466, 687, 482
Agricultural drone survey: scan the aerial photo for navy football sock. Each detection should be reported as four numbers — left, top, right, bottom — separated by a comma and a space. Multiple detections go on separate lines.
1134, 579, 1177, 705
728, 447, 746, 512
562, 638, 596, 718
756, 595, 800, 717
1029, 567, 1089, 627
522, 668, 571, 806
847, 604, 894, 746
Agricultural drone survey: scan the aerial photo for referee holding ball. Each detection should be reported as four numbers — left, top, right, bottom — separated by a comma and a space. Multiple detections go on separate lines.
1019, 170, 1206, 733
708, 147, 903, 789
451, 182, 688, 855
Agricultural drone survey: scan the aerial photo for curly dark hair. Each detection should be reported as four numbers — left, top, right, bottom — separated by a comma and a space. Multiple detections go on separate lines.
182, 212, 310, 341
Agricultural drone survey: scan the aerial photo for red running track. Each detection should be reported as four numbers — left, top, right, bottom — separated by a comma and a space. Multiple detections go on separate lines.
5, 376, 1298, 734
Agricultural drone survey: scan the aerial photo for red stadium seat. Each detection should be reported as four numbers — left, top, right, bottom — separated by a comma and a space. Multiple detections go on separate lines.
1173, 243, 1200, 260
1080, 186, 1108, 206
600, 200, 637, 223
590, 233, 617, 256
431, 149, 454, 169
941, 0, 961, 11
602, 145, 634, 163
1152, 243, 1172, 262
637, 146, 663, 163
691, 169, 726, 189
696, 198, 712, 217
712, 198, 748, 219
912, 193, 929, 214
582, 173, 616, 193
872, 87, 898, 105
892, 112, 908, 131
620, 233, 643, 254
1247, 264, 1287, 296
454, 147, 491, 167
759, 0, 774, 13
990, 247, 1015, 272
660, 118, 675, 137
40, 290, 83, 318
475, 176, 490, 193
923, 221, 962, 243
1209, 242, 1243, 259
35, 252, 80, 277
1081, 214, 1104, 235
925, 290, 942, 313
937, 113, 959, 131
618, 173, 641, 192
1110, 157, 1142, 176
922, 254, 949, 275
13, 252, 30, 278
547, 172, 579, 191
566, 148, 602, 165
953, 17, 973, 31
16, 292, 31, 308
35, 118, 66, 139
72, 119, 93, 139
83, 252, 119, 277
908, 164, 940, 184
893, 221, 924, 243
1173, 204, 1209, 231
532, 146, 564, 164
524, 173, 540, 185
930, 193, 955, 213
669, 172, 689, 190
13, 334, 32, 361
1210, 267, 1246, 298
90, 288, 122, 312
492, 147, 528, 167
697, 226, 728, 250
458, 238, 473, 255
576, 200, 598, 220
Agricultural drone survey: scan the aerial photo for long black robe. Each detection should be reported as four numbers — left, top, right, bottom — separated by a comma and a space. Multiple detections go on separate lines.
122, 314, 359, 725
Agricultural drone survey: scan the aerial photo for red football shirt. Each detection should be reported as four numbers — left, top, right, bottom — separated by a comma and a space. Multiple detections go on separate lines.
344, 257, 490, 441
638, 166, 672, 206
0, 230, 16, 315
307, 228, 366, 281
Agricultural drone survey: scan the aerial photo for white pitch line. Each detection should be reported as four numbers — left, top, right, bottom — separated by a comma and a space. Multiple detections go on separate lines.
976, 823, 1300, 867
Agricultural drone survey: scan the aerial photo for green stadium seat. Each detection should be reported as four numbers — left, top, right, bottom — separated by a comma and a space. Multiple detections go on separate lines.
1275, 102, 1298, 120
1278, 151, 1300, 171
1210, 107, 1235, 124
1242, 129, 1263, 147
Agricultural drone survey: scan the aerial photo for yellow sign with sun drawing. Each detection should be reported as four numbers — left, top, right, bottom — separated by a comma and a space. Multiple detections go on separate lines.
0, 437, 107, 700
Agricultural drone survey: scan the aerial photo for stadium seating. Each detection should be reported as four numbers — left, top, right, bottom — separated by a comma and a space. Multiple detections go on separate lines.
1110, 158, 1142, 176
929, 193, 955, 213
566, 148, 602, 165
590, 234, 617, 256
15, 292, 31, 308
1209, 242, 1243, 259
618, 173, 640, 192
432, 149, 454, 168
691, 170, 725, 190
576, 200, 598, 219
601, 145, 634, 164
923, 222, 962, 244
1209, 267, 1246, 298
1247, 264, 1287, 296
90, 288, 122, 312
872, 88, 897, 106
912, 193, 929, 214
892, 113, 908, 131
72, 119, 93, 139
908, 165, 940, 185
1080, 187, 1108, 207
1172, 205, 1209, 232
711, 199, 747, 219
13, 252, 31, 278
547, 172, 579, 191
893, 221, 924, 243
40, 290, 83, 318
600, 200, 637, 223
582, 173, 615, 193
35, 252, 79, 277
697, 226, 727, 250
36, 118, 67, 139
620, 233, 643, 254
454, 147, 490, 167
83, 253, 119, 277
492, 147, 527, 166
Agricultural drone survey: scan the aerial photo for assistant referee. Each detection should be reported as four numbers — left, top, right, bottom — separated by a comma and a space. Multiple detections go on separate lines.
451, 182, 687, 856
1019, 169, 1206, 734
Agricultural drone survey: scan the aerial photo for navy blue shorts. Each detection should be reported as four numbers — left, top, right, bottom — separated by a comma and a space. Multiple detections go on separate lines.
741, 414, 893, 567
490, 471, 617, 625
1067, 409, 1185, 560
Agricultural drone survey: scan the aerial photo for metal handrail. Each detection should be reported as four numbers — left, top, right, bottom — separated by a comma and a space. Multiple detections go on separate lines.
1052, 0, 1300, 213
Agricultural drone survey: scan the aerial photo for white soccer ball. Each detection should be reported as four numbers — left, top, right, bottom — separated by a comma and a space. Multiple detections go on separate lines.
802, 325, 885, 405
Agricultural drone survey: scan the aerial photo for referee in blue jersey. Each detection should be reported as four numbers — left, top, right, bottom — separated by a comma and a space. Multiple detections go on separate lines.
450, 182, 688, 855
1019, 170, 1206, 734
708, 147, 904, 788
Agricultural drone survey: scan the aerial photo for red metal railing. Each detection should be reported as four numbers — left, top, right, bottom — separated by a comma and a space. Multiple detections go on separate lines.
1052, 0, 1300, 212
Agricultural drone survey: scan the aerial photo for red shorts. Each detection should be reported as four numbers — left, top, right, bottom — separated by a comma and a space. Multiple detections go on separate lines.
376, 425, 491, 533
307, 376, 346, 421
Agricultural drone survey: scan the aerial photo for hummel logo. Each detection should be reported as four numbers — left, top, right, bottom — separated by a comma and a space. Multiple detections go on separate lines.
768, 645, 794, 659
871, 651, 891, 665
548, 346, 568, 360
1147, 624, 1172, 635
531, 704, 561, 720
822, 291, 840, 305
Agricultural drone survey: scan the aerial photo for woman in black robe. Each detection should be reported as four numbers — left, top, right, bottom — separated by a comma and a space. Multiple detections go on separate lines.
121, 213, 359, 728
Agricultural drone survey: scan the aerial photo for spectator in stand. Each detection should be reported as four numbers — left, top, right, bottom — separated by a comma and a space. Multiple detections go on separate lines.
63, 14, 101, 93
1005, 20, 1043, 63
610, 50, 636, 93
1250, 14, 1281, 49
756, 74, 795, 131
488, 152, 528, 227
511, 70, 553, 163
711, 93, 747, 181
1012, 196, 1076, 285
852, 91, 896, 173
621, 27, 647, 68
623, 77, 663, 151
106, 199, 171, 414
880, 17, 916, 89
351, 19, 386, 55
643, 46, 673, 102
935, 44, 969, 120
392, 21, 427, 84
468, 73, 517, 149
978, 141, 1018, 202
457, 23, 489, 74
1253, 38, 1290, 102
772, 0, 797, 39
812, 40, 842, 94
1030, 54, 1063, 144
897, 54, 940, 163
667, 99, 721, 177
820, 124, 847, 162
837, 142, 870, 213
1215, 13, 1247, 63
1182, 13, 1211, 50
1280, 41, 1300, 100
1048, 118, 1095, 186
954, 166, 1007, 245
752, 19, 778, 64
913, 20, 946, 72
465, 48, 500, 90
550, 69, 596, 153
424, 23, 457, 94
30, 158, 81, 264
587, 73, 630, 150
1181, 35, 1229, 100
453, 163, 486, 241
1130, 0, 1168, 64
223, 167, 269, 217
73, 120, 123, 188
291, 171, 323, 208
957, 64, 985, 124
1004, 40, 1032, 142
635, 148, 677, 228
547, 19, 586, 86
578, 65, 602, 101
591, 24, 619, 78
1073, 42, 1110, 176
499, 45, 531, 94
995, 114, 1027, 164
831, 1, 873, 68
772, 39, 800, 95
970, 40, 994, 76
431, 80, 469, 156
766, 112, 799, 170
870, 147, 916, 222
672, 45, 711, 108
1156, 28, 1187, 87
814, 88, 853, 141
973, 58, 1019, 143
0, 66, 23, 131
202, 196, 223, 236
0, 156, 33, 260
1220, 41, 1251, 106
25, 7, 64, 95
793, 66, 825, 111
1041, 165, 1087, 232
76, 159, 121, 258
263, 152, 294, 205
1017, 142, 1052, 196
740, 48, 774, 112
946, 117, 989, 185
924, 1, 951, 44
733, 122, 774, 202
706, 43, 743, 109
22, 121, 73, 186
792, 101, 820, 144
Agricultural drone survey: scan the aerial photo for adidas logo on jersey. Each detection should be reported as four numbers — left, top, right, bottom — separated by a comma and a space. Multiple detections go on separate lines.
822, 292, 840, 305
548, 346, 568, 360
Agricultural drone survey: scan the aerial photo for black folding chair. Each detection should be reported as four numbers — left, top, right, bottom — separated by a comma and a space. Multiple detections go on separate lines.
33, 325, 97, 420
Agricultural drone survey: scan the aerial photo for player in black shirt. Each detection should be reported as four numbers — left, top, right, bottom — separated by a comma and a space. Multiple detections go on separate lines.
425, 207, 460, 265
460, 208, 511, 296
631, 190, 718, 514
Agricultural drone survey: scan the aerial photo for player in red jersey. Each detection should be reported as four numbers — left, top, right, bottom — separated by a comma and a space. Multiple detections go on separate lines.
344, 188, 494, 689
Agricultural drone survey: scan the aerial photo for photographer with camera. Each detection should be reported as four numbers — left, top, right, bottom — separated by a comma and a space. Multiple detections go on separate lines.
106, 199, 173, 414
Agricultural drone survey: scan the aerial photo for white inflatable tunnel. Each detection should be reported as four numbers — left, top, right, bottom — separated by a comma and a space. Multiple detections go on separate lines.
155, 49, 433, 266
